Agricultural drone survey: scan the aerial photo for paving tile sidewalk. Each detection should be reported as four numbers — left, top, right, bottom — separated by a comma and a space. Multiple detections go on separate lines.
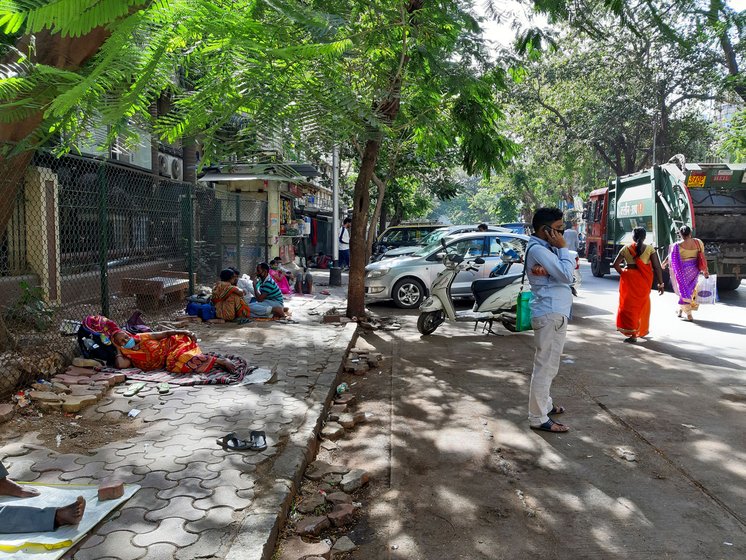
0, 279, 354, 560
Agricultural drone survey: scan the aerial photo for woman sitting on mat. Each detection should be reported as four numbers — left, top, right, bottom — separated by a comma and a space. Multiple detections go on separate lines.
86, 316, 236, 373
612, 227, 665, 343
212, 268, 252, 321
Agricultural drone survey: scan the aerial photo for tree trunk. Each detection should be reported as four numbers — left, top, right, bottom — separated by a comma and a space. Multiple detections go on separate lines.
365, 174, 387, 262
347, 136, 382, 318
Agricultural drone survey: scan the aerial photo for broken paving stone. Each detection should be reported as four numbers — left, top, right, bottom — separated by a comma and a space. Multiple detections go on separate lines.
72, 357, 102, 368
333, 393, 356, 406
62, 394, 98, 413
325, 492, 353, 506
0, 403, 14, 424
28, 391, 63, 404
320, 440, 339, 452
322, 473, 343, 486
616, 448, 637, 462
340, 469, 370, 493
332, 536, 358, 554
65, 366, 96, 376
318, 483, 335, 493
320, 423, 345, 441
327, 503, 356, 527
51, 382, 71, 394
295, 515, 330, 537
278, 536, 331, 560
337, 413, 356, 429
297, 494, 326, 514
305, 461, 350, 481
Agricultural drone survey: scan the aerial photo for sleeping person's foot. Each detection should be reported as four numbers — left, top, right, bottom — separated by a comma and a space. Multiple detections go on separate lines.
54, 496, 86, 528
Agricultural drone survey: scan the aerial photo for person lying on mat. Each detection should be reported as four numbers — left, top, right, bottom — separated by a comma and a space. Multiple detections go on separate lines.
0, 461, 86, 534
85, 316, 237, 373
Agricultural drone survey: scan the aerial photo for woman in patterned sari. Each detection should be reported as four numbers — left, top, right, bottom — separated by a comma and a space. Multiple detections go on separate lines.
85, 316, 236, 373
662, 225, 709, 321
212, 269, 252, 321
612, 227, 665, 343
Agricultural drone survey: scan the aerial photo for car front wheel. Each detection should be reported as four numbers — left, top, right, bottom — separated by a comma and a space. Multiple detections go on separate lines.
392, 278, 426, 309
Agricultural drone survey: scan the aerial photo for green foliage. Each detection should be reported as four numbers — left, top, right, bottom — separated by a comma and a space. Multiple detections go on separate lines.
4, 280, 55, 332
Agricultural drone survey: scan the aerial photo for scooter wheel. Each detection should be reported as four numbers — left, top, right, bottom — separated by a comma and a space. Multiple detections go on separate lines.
417, 311, 445, 335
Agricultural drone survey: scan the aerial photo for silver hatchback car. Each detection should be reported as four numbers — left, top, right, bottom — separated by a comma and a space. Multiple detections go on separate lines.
365, 231, 528, 308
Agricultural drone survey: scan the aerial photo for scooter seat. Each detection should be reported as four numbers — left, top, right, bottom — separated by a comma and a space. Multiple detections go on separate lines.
472, 273, 522, 308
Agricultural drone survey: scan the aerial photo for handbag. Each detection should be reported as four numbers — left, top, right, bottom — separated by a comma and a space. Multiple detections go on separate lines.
696, 239, 708, 273
514, 245, 534, 332
696, 274, 717, 305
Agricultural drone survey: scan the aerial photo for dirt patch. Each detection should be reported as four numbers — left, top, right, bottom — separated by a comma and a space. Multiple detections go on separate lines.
0, 406, 141, 455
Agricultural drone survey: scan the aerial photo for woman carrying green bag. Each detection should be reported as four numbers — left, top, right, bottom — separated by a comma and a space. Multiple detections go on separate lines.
524, 208, 576, 434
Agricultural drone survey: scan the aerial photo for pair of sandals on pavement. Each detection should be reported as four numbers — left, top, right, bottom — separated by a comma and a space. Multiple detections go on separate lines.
216, 431, 267, 451
530, 405, 568, 433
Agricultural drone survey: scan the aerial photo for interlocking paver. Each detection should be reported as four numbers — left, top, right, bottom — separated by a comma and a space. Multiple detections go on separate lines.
75, 530, 146, 560
132, 517, 200, 547
194, 485, 253, 511
200, 467, 256, 489
96, 507, 154, 536
144, 496, 203, 522
2, 457, 40, 481
156, 477, 214, 500
125, 487, 169, 512
138, 542, 178, 560
165, 461, 219, 482
185, 505, 235, 532
59, 461, 107, 481
135, 470, 179, 491
175, 528, 226, 560
31, 453, 83, 474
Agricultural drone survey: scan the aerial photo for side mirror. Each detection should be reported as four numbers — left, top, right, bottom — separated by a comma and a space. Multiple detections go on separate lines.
440, 238, 447, 248
473, 257, 485, 265
435, 252, 446, 261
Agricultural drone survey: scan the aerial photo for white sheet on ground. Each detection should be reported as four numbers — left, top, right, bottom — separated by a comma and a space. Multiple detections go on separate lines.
0, 482, 139, 559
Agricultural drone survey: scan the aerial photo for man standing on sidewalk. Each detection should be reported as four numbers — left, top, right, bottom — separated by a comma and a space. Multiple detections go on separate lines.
525, 207, 576, 433
339, 218, 351, 270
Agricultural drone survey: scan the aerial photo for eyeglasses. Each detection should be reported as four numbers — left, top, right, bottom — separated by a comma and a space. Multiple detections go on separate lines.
546, 226, 565, 235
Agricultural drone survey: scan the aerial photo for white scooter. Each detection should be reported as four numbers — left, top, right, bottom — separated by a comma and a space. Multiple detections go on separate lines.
417, 242, 523, 336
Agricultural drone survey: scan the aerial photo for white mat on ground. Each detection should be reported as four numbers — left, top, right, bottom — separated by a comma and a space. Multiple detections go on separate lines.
0, 482, 139, 559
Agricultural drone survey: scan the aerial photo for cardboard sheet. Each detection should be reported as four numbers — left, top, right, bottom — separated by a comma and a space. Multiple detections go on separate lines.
0, 482, 139, 559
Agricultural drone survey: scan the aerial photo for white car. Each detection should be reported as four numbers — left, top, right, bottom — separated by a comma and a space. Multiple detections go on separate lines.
373, 224, 509, 261
365, 231, 529, 308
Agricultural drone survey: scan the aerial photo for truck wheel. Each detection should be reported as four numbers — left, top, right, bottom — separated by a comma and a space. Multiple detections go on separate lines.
417, 311, 444, 335
392, 278, 425, 309
716, 277, 742, 292
591, 255, 606, 278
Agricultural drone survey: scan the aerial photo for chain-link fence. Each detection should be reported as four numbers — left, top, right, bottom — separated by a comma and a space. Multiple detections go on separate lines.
0, 150, 267, 398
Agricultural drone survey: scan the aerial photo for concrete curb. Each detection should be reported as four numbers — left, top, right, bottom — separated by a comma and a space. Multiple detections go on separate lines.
225, 322, 358, 560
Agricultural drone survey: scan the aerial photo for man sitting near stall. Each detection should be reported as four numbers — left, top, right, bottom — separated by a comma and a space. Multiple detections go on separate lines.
253, 262, 290, 318
212, 268, 252, 321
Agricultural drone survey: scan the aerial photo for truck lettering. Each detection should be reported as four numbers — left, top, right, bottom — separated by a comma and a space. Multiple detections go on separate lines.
687, 173, 706, 188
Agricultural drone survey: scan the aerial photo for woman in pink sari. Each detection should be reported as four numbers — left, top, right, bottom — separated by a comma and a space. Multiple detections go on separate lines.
662, 225, 709, 322
269, 260, 293, 295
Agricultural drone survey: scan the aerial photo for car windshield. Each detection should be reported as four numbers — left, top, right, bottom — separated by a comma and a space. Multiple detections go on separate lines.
418, 228, 450, 246
412, 239, 445, 257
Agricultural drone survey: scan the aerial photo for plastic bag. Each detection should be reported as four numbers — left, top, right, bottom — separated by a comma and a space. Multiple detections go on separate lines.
515, 290, 534, 332
696, 274, 717, 305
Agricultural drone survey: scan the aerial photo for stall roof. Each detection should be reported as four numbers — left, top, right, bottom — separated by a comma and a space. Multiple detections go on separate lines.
198, 161, 320, 182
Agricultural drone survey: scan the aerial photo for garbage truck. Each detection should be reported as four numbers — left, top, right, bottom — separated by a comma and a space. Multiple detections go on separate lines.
583, 161, 746, 292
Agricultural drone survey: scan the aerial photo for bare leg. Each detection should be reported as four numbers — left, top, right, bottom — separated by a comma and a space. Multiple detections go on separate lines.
0, 477, 40, 498
215, 358, 236, 373
54, 496, 86, 528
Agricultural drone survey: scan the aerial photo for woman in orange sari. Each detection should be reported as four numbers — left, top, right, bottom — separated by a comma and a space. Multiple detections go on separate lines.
85, 316, 235, 373
612, 227, 665, 343
212, 269, 251, 321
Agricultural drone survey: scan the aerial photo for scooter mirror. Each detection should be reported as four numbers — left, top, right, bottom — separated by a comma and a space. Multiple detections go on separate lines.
473, 257, 485, 264
440, 238, 447, 249
435, 252, 446, 261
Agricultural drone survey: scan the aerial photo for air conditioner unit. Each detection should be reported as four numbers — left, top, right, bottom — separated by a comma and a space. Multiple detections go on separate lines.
170, 157, 183, 181
157, 152, 184, 180
157, 153, 170, 177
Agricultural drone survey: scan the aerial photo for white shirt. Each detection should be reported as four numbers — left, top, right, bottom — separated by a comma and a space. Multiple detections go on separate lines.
339, 227, 350, 250
236, 275, 255, 301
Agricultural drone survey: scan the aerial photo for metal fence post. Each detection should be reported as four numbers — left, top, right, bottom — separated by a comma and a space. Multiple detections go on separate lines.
187, 184, 195, 295
235, 195, 241, 272
98, 163, 109, 316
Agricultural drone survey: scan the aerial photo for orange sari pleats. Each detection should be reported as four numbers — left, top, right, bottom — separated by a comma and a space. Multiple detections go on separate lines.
617, 256, 654, 338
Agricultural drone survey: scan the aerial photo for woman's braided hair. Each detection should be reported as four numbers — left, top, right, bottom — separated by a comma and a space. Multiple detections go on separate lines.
632, 227, 646, 259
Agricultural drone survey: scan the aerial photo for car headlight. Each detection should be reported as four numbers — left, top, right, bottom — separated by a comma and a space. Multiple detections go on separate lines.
366, 268, 390, 279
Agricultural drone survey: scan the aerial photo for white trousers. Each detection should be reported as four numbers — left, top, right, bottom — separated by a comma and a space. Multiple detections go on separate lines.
528, 313, 568, 426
